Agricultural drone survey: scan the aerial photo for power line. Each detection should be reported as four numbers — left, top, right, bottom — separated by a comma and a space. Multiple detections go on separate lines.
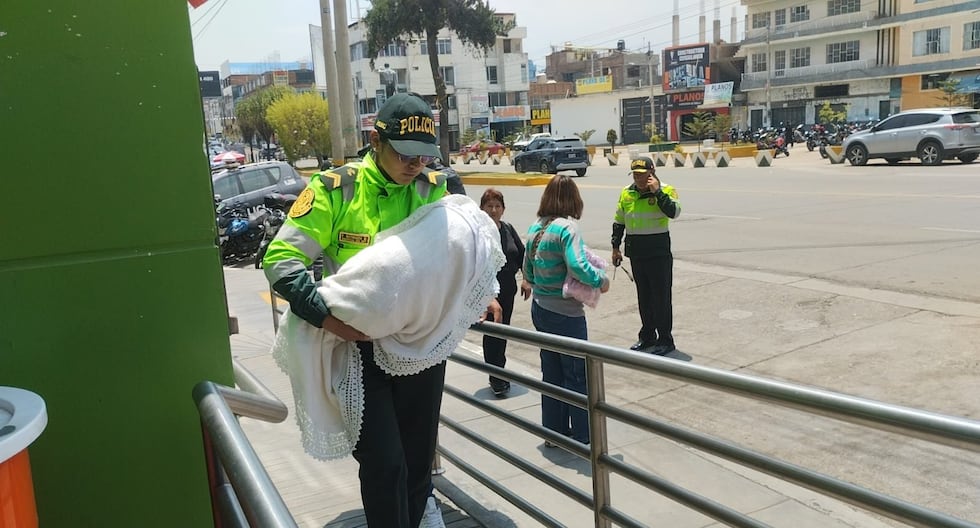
193, 0, 231, 42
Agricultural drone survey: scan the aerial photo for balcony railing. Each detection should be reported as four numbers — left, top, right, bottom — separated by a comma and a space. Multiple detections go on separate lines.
745, 10, 878, 42
741, 59, 877, 89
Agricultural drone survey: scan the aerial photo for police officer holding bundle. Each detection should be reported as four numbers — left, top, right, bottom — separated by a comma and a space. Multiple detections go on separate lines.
263, 93, 498, 528
611, 157, 681, 355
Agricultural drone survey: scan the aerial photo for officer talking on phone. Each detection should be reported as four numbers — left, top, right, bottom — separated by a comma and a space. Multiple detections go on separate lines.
611, 157, 681, 355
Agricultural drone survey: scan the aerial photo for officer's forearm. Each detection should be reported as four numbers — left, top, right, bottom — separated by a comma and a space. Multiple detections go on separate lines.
271, 268, 331, 327
611, 222, 625, 248
655, 192, 678, 218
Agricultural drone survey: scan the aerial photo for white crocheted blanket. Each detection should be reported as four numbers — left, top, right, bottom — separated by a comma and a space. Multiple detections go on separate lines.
272, 194, 504, 460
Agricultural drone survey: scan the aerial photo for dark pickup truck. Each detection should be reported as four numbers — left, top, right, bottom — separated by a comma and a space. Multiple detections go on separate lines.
512, 136, 590, 177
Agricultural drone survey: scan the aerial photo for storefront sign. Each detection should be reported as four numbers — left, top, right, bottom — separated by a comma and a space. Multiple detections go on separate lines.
702, 81, 733, 107
667, 90, 705, 109
530, 107, 551, 125
491, 105, 529, 122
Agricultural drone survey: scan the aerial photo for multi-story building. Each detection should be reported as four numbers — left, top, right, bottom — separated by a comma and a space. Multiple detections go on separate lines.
214, 61, 317, 137
738, 0, 980, 130
341, 13, 530, 148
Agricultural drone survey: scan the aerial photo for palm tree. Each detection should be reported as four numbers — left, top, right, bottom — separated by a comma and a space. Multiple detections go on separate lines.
364, 0, 513, 162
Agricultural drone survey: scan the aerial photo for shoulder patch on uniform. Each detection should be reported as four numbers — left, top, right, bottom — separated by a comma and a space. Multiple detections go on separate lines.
316, 163, 360, 191
418, 167, 448, 185
289, 187, 315, 218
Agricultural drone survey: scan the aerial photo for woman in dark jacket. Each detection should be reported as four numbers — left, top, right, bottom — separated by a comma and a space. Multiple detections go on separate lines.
480, 188, 525, 397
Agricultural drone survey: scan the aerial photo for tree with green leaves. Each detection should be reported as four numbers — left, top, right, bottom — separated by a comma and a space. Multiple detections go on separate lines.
935, 78, 970, 108
817, 101, 847, 125
235, 85, 294, 158
574, 129, 596, 143
712, 113, 733, 146
266, 91, 331, 165
363, 0, 513, 162
606, 128, 618, 146
682, 111, 715, 151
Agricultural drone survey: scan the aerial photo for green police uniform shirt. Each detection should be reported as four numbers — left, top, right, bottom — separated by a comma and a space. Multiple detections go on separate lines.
262, 152, 448, 327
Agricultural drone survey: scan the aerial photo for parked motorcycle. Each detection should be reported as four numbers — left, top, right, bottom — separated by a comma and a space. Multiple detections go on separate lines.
216, 196, 267, 264
254, 192, 296, 269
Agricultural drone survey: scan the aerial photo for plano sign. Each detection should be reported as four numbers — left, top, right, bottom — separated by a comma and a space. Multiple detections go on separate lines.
667, 90, 705, 109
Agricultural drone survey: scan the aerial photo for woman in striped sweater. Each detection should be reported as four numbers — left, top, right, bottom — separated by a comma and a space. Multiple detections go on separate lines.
520, 175, 610, 445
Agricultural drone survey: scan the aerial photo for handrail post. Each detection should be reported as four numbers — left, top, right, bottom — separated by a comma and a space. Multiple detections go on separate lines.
585, 356, 612, 528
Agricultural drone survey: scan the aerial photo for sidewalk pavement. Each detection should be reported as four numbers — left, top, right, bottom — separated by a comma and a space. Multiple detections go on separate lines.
223, 248, 979, 526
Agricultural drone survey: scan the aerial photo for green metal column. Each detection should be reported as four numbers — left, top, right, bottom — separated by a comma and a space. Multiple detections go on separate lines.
0, 1, 234, 525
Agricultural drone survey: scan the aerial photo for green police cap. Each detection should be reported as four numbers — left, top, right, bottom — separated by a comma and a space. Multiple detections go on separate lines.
374, 93, 441, 159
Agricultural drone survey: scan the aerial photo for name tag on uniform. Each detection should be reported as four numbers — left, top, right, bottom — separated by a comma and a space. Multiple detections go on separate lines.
338, 232, 371, 246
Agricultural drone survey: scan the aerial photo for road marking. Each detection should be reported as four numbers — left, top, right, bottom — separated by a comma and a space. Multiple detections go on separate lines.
685, 213, 763, 220
921, 227, 980, 234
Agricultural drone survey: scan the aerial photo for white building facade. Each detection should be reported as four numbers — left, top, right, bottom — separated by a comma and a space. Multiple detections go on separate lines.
313, 14, 530, 149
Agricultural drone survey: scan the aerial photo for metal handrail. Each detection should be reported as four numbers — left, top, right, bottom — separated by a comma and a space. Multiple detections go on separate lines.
440, 321, 980, 528
193, 359, 295, 527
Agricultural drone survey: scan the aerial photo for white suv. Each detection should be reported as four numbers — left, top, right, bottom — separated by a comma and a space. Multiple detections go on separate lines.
842, 108, 980, 166
511, 132, 551, 152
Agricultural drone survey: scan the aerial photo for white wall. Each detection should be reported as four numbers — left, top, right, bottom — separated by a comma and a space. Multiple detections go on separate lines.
549, 88, 650, 145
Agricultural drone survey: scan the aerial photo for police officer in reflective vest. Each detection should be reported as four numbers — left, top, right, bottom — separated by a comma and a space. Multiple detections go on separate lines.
611, 157, 681, 355
262, 93, 499, 527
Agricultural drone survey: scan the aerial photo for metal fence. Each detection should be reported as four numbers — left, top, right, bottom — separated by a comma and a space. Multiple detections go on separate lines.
440, 321, 980, 528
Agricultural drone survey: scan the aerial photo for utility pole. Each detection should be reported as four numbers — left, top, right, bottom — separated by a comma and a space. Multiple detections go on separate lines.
648, 45, 656, 137
765, 22, 772, 127
333, 0, 359, 158
319, 0, 345, 166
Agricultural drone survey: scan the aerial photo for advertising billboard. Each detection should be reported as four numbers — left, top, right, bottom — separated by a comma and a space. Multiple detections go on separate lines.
198, 70, 221, 98
575, 75, 613, 95
663, 44, 710, 92
701, 81, 734, 108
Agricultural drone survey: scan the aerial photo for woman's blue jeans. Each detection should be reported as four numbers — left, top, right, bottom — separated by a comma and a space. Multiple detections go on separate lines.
531, 301, 590, 443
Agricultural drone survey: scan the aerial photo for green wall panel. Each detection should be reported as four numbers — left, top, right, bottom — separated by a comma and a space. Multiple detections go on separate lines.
1, 1, 234, 526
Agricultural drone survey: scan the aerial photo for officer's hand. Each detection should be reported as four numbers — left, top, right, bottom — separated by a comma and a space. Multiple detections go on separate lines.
520, 280, 533, 300
600, 277, 611, 294
612, 248, 623, 267
480, 298, 502, 323
322, 314, 370, 341
648, 174, 661, 192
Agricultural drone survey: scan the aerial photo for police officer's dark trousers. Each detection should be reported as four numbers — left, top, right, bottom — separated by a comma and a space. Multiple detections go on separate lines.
352, 342, 446, 528
631, 254, 674, 347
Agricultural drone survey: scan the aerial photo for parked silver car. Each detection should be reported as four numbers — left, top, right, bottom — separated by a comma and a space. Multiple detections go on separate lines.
842, 108, 980, 166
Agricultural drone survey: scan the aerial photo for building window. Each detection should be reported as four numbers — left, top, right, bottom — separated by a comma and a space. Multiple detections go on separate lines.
486, 65, 498, 84
913, 27, 950, 56
827, 0, 860, 16
814, 85, 849, 98
419, 39, 450, 55
774, 50, 786, 75
965, 22, 980, 50
350, 41, 367, 62
503, 39, 512, 53
445, 95, 457, 110
354, 71, 362, 90
521, 64, 528, 83
439, 66, 455, 86
790, 47, 810, 68
827, 41, 860, 63
378, 42, 406, 57
752, 12, 771, 29
790, 5, 810, 22
488, 92, 507, 107
775, 9, 786, 27
751, 52, 767, 72
921, 72, 950, 90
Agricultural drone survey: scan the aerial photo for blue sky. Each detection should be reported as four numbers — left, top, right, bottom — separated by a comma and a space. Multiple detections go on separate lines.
189, 0, 747, 71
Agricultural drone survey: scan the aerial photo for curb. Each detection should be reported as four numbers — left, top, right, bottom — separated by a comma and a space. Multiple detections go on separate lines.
459, 174, 553, 186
